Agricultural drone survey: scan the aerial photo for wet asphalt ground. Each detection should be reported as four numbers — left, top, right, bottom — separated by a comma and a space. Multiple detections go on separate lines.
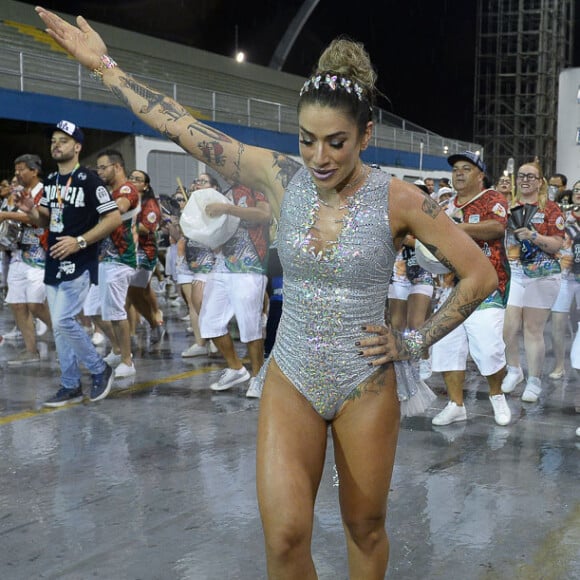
0, 294, 578, 579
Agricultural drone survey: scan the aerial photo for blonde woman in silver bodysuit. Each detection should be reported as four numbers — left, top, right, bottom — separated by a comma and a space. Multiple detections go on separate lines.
37, 8, 498, 577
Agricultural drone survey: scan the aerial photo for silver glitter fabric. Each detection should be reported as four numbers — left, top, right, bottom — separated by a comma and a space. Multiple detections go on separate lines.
266, 166, 398, 419
257, 166, 436, 418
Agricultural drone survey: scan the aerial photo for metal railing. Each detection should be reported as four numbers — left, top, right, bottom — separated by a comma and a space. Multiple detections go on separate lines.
0, 45, 479, 156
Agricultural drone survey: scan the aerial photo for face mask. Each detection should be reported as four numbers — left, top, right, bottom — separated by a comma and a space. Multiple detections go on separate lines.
547, 185, 559, 201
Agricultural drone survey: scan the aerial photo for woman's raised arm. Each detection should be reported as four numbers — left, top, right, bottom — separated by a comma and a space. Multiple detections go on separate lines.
35, 7, 299, 218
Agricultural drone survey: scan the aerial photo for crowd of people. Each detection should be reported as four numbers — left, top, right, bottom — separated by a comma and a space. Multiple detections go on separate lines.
0, 6, 577, 577
389, 158, 580, 431
0, 135, 274, 402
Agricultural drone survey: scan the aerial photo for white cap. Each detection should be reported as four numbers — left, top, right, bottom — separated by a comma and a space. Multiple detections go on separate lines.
436, 187, 454, 200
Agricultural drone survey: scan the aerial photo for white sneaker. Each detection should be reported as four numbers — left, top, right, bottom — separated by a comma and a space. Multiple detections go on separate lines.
489, 394, 511, 425
35, 319, 48, 337
521, 377, 542, 403
114, 362, 137, 378
432, 401, 467, 426
208, 340, 219, 355
181, 343, 207, 358
103, 352, 122, 367
419, 358, 432, 381
4, 326, 22, 340
501, 366, 524, 394
246, 377, 262, 399
576, 427, 580, 437
91, 331, 106, 346
210, 367, 250, 391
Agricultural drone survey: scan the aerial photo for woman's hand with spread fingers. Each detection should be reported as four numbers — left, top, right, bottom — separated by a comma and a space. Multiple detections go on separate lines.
35, 6, 106, 70
357, 324, 410, 365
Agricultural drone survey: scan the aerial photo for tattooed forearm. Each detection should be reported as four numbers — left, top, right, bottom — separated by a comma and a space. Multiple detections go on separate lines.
458, 298, 482, 318
421, 283, 482, 346
118, 75, 187, 120
272, 153, 301, 188
110, 85, 132, 109
423, 242, 459, 276
421, 196, 442, 219
113, 73, 237, 157
232, 142, 245, 184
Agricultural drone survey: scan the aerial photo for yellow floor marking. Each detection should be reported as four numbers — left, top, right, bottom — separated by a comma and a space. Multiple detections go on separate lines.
0, 364, 224, 425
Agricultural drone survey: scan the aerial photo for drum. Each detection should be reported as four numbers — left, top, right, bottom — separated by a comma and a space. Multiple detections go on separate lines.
0, 220, 23, 251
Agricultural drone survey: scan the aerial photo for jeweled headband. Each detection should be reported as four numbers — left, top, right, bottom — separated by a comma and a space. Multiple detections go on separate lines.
299, 73, 364, 101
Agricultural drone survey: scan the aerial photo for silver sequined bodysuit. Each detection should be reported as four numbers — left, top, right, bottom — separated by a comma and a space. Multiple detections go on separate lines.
268, 166, 398, 419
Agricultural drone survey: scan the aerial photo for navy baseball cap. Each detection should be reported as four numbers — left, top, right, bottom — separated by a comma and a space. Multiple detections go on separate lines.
447, 150, 486, 173
51, 119, 84, 144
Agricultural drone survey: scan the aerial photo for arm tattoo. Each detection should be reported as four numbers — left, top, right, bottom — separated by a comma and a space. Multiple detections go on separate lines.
458, 298, 482, 318
271, 153, 300, 188
232, 142, 244, 184
423, 242, 459, 276
110, 85, 131, 109
114, 74, 235, 157
421, 196, 442, 219
185, 122, 233, 144
118, 75, 187, 120
197, 140, 226, 167
421, 284, 481, 346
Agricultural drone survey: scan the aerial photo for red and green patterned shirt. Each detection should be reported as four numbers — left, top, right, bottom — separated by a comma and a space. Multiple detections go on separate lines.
99, 181, 140, 268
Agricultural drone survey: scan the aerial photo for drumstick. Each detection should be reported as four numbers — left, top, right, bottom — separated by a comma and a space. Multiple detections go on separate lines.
176, 177, 188, 199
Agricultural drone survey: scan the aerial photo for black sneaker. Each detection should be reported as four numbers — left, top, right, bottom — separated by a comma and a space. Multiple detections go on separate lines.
90, 363, 114, 402
43, 385, 83, 408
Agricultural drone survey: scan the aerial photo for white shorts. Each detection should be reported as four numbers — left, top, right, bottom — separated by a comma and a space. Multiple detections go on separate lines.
99, 262, 135, 321
178, 272, 208, 285
6, 261, 46, 304
507, 273, 561, 310
130, 268, 154, 289
388, 280, 433, 300
200, 273, 267, 343
431, 307, 506, 376
551, 277, 580, 313
177, 272, 195, 285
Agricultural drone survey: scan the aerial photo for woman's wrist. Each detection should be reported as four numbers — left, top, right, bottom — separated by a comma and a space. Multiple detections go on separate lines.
401, 328, 427, 361
90, 54, 118, 81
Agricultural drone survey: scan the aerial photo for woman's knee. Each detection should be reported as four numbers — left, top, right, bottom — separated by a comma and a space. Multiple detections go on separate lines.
343, 514, 387, 552
264, 520, 311, 562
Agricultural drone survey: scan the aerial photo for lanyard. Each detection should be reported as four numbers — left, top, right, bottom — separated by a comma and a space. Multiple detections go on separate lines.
56, 163, 80, 207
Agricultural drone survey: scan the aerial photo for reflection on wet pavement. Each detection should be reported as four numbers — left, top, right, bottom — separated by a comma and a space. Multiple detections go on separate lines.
0, 302, 578, 578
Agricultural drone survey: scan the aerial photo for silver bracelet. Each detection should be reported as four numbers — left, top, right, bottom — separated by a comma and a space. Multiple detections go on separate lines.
402, 328, 427, 361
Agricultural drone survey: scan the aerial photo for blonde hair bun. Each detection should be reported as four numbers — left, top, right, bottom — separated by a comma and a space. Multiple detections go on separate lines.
316, 38, 377, 100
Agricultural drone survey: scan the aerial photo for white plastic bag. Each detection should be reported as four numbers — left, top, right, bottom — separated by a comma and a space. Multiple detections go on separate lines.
179, 188, 240, 249
414, 239, 450, 275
